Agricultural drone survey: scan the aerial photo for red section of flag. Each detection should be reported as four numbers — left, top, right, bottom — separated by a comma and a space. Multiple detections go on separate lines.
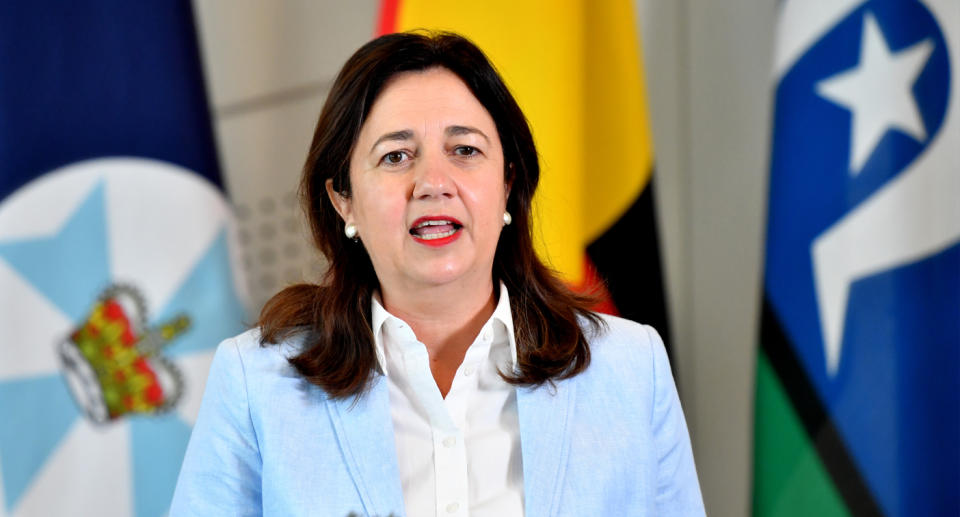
376, 0, 401, 36
575, 255, 620, 316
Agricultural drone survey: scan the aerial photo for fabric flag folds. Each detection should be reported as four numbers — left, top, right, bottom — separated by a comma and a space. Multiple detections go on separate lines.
0, 2, 248, 516
377, 0, 672, 346
753, 0, 958, 516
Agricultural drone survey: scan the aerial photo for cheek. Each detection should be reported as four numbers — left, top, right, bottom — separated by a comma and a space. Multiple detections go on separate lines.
353, 182, 399, 224
352, 190, 408, 250
467, 188, 508, 241
463, 177, 508, 211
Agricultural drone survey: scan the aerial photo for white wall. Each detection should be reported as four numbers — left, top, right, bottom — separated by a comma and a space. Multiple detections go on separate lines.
638, 1, 777, 515
193, 0, 379, 310
193, 2, 777, 515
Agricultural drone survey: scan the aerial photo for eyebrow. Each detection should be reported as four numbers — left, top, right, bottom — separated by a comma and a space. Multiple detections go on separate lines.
370, 130, 414, 153
370, 126, 491, 153
446, 125, 490, 143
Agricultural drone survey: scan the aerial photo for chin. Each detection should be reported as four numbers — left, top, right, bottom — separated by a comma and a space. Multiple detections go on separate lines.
410, 261, 477, 287
418, 269, 468, 286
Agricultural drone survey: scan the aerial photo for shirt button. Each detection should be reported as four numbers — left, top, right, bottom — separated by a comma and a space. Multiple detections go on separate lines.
463, 366, 475, 376
482, 330, 491, 341
443, 436, 456, 448
446, 502, 460, 513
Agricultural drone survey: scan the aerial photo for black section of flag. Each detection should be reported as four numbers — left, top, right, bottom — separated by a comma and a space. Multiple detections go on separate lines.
587, 177, 672, 355
760, 300, 884, 517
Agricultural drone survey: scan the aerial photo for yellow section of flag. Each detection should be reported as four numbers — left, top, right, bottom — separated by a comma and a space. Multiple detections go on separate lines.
394, 0, 654, 283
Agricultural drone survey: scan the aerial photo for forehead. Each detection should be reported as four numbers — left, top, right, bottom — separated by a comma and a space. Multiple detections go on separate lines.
359, 67, 498, 138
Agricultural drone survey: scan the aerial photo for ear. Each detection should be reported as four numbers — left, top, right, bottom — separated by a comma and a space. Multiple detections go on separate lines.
504, 163, 515, 200
325, 178, 353, 222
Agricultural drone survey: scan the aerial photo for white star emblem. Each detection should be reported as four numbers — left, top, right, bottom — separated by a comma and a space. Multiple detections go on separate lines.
809, 4, 959, 377
816, 12, 934, 175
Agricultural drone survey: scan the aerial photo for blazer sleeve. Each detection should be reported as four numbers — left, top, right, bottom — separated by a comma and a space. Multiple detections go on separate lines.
646, 325, 706, 516
170, 338, 263, 516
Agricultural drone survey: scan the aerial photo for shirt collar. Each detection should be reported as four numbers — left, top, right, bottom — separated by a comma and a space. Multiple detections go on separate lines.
370, 281, 517, 374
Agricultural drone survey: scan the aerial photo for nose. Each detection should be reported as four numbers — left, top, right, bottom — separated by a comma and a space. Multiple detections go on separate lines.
411, 152, 456, 200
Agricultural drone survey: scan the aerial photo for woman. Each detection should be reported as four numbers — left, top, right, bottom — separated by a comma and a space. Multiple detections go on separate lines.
171, 32, 704, 516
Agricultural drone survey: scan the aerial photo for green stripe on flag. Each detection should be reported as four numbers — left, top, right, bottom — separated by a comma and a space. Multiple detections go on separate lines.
753, 349, 849, 517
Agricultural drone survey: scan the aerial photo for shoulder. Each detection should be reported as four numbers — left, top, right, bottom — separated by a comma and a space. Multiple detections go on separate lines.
199, 328, 336, 447
208, 328, 312, 393
552, 314, 703, 514
582, 312, 667, 368
221, 326, 307, 361
572, 312, 674, 400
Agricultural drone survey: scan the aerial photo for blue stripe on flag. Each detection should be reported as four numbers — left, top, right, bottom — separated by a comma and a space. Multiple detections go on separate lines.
0, 2, 247, 515
0, 0, 220, 201
763, 0, 958, 514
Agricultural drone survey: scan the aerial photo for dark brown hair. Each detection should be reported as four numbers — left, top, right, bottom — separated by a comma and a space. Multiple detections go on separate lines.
258, 31, 603, 398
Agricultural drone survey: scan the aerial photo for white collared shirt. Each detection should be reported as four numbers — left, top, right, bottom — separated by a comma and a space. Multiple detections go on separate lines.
371, 282, 524, 517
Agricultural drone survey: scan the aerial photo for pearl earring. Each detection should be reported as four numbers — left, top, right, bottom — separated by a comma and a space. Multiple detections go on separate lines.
344, 223, 358, 239
503, 211, 512, 226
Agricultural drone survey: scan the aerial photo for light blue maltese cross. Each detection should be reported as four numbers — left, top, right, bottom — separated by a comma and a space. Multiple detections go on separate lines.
0, 178, 247, 517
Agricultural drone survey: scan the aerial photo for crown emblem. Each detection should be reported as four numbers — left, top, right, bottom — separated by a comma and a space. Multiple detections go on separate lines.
58, 284, 190, 423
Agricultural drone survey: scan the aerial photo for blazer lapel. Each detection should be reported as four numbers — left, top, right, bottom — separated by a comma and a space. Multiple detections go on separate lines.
517, 379, 577, 517
326, 375, 406, 516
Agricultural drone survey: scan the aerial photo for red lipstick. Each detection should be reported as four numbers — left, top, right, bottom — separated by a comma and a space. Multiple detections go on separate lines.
409, 216, 463, 247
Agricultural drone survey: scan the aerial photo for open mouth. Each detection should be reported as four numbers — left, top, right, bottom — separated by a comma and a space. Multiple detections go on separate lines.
409, 217, 463, 245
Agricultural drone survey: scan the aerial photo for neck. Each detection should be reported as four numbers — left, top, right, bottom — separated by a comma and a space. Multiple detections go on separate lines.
380, 275, 498, 398
380, 276, 497, 353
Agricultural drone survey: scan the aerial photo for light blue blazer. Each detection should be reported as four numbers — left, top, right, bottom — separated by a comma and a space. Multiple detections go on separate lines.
170, 314, 705, 516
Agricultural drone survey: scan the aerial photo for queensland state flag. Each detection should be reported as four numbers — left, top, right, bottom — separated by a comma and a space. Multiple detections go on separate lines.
378, 0, 672, 345
753, 0, 958, 516
0, 2, 248, 516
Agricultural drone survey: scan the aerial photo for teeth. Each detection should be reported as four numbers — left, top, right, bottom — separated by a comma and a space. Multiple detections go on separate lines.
415, 220, 454, 229
417, 228, 457, 240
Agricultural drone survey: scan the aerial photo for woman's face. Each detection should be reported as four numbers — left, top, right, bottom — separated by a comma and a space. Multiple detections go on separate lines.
328, 67, 509, 295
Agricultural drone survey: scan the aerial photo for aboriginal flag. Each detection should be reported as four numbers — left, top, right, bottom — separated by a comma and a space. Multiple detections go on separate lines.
0, 1, 247, 516
377, 0, 672, 348
753, 1, 958, 516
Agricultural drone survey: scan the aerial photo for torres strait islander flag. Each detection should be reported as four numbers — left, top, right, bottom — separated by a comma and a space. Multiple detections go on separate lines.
753, 1, 958, 516
0, 2, 248, 516
377, 0, 672, 345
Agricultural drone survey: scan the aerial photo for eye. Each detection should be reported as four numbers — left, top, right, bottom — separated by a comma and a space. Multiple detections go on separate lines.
453, 145, 480, 157
379, 150, 410, 166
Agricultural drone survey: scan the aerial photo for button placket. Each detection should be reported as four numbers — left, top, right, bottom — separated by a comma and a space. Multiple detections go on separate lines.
432, 425, 467, 517
376, 288, 525, 517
